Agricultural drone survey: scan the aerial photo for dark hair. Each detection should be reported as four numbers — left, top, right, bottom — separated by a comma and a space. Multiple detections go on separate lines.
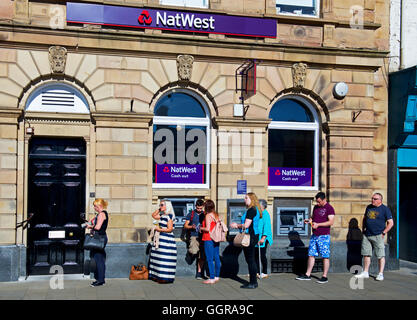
315, 192, 326, 201
204, 199, 219, 219
196, 199, 205, 207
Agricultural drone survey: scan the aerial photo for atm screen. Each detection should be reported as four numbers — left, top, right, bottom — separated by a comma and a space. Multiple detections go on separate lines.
280, 214, 296, 226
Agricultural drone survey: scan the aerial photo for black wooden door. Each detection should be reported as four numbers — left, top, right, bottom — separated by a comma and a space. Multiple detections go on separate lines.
27, 137, 86, 275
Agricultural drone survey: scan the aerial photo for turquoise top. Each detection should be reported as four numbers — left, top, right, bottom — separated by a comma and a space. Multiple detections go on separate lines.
256, 209, 274, 248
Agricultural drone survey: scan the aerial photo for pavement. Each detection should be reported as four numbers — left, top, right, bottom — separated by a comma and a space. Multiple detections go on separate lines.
0, 268, 416, 301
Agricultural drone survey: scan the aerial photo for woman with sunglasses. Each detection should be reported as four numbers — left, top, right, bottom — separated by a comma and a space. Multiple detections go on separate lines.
148, 200, 177, 283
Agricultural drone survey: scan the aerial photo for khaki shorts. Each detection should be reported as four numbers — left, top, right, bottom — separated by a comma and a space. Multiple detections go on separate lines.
361, 234, 385, 258
188, 236, 200, 255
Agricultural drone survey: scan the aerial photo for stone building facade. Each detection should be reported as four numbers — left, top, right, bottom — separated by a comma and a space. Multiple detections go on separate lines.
0, 0, 392, 281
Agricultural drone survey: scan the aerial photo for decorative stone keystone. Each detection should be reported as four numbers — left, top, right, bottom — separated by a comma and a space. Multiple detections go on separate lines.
292, 62, 308, 88
176, 55, 194, 81
48, 46, 67, 73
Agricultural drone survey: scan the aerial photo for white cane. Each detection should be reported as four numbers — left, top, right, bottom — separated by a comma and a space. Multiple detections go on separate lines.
258, 244, 262, 281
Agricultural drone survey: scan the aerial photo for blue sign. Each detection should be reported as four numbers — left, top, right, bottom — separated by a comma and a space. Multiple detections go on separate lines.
237, 180, 247, 195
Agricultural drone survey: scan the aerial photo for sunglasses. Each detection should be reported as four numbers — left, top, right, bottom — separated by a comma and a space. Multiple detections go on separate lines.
372, 198, 381, 200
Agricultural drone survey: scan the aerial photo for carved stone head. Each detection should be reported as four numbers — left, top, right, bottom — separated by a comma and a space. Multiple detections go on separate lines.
49, 46, 67, 73
292, 62, 308, 88
176, 55, 194, 81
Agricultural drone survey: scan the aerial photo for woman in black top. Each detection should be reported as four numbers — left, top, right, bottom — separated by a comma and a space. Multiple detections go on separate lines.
230, 192, 262, 289
87, 198, 109, 287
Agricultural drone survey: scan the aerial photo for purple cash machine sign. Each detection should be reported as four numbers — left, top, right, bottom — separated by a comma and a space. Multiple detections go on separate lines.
66, 2, 277, 38
268, 167, 312, 187
155, 164, 205, 184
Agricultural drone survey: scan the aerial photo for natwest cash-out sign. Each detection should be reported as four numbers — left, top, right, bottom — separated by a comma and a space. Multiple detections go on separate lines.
155, 164, 205, 184
66, 3, 277, 38
268, 167, 312, 187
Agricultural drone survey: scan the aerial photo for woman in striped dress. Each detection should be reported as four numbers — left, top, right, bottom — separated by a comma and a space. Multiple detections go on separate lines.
148, 200, 177, 283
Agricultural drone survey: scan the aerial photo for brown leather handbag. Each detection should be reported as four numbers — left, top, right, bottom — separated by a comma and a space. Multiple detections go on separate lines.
129, 264, 149, 280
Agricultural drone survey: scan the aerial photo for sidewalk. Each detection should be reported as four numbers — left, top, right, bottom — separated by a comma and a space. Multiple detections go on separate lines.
1, 269, 416, 300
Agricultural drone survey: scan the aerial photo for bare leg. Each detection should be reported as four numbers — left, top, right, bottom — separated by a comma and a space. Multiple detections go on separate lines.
378, 257, 385, 274
322, 258, 330, 278
363, 256, 371, 273
305, 256, 315, 277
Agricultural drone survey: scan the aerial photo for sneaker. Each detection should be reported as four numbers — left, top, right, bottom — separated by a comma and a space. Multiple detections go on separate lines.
355, 271, 369, 279
260, 273, 269, 279
195, 272, 202, 280
376, 273, 384, 281
214, 277, 220, 283
316, 276, 328, 284
90, 281, 105, 287
295, 274, 311, 281
203, 279, 216, 284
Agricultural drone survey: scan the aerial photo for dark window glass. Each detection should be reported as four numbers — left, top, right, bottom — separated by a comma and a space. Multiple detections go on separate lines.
154, 92, 206, 118
268, 129, 315, 186
269, 99, 314, 122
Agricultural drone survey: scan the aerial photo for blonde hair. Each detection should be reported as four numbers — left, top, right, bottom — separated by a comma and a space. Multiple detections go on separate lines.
246, 192, 262, 218
160, 199, 175, 220
93, 198, 108, 210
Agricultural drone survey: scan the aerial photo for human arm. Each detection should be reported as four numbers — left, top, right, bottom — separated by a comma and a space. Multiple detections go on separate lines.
199, 214, 213, 232
91, 212, 106, 231
382, 219, 394, 238
312, 215, 335, 229
152, 208, 161, 220
183, 213, 195, 230
155, 215, 174, 233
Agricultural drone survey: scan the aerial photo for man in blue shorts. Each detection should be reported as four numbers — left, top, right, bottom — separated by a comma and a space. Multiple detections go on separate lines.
296, 192, 335, 284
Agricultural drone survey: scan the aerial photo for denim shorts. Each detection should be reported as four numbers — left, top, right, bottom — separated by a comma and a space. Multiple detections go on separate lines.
308, 235, 331, 259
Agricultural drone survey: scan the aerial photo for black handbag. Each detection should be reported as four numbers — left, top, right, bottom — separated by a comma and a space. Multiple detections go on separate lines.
83, 231, 106, 250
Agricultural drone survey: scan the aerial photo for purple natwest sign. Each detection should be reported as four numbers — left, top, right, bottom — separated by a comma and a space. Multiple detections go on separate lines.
66, 3, 277, 38
269, 167, 312, 187
155, 164, 205, 184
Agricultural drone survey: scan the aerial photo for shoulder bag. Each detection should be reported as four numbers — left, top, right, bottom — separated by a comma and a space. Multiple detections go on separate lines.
233, 228, 250, 247
83, 230, 106, 251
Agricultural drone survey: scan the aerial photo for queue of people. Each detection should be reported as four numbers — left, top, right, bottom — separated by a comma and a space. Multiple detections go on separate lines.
84, 191, 394, 288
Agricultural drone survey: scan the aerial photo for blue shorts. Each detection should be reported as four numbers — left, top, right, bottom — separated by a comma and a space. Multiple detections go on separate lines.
308, 235, 331, 259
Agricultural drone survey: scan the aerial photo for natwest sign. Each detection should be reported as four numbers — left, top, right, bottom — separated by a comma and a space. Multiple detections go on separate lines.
66, 3, 277, 38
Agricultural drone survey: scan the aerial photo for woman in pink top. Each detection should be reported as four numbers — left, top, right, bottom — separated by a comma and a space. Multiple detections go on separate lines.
200, 200, 221, 284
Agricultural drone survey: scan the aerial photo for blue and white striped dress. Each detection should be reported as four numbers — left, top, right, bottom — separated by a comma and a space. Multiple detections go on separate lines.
148, 213, 177, 283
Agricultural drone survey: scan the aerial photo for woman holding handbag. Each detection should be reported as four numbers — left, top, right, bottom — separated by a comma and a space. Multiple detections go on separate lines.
230, 192, 261, 289
86, 198, 109, 287
199, 199, 221, 284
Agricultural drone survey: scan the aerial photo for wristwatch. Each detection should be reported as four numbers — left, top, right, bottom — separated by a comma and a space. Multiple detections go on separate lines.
382, 232, 386, 236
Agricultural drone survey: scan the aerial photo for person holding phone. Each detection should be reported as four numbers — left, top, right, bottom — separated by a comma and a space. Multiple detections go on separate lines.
296, 192, 335, 284
86, 198, 109, 287
148, 200, 177, 283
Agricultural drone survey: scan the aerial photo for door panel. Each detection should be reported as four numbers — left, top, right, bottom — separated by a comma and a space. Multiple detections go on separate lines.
28, 137, 86, 275
399, 172, 417, 263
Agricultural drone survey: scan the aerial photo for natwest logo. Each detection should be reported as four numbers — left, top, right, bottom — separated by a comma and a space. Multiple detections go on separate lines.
156, 11, 215, 30
138, 10, 152, 25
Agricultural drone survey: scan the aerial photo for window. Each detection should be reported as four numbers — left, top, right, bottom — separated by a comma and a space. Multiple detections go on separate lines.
268, 97, 319, 190
26, 83, 89, 114
153, 90, 210, 188
160, 0, 209, 9
276, 0, 319, 17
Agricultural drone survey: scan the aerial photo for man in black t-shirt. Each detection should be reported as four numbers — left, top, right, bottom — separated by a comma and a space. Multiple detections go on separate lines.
184, 199, 206, 279
355, 193, 394, 281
